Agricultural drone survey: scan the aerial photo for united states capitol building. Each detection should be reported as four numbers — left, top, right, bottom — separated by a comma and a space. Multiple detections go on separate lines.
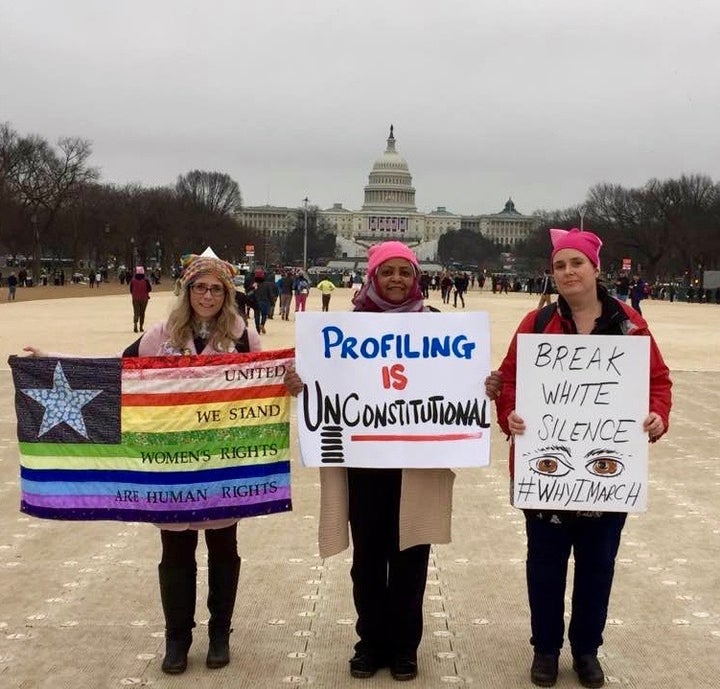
235, 126, 538, 262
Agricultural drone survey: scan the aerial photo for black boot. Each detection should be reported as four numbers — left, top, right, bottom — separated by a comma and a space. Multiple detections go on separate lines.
206, 557, 241, 669
531, 652, 559, 687
158, 564, 197, 674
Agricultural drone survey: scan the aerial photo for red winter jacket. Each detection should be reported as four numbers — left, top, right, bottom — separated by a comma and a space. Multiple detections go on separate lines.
495, 286, 672, 476
129, 276, 152, 301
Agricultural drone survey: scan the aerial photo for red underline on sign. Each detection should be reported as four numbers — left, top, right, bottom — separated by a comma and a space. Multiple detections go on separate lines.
350, 432, 483, 442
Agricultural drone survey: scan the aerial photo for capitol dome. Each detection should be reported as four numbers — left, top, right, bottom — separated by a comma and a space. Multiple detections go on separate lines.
362, 125, 417, 212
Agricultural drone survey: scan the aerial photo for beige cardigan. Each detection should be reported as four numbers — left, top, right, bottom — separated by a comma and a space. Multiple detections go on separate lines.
317, 466, 455, 558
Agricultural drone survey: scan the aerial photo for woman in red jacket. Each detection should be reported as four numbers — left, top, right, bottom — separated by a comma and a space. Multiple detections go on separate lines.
129, 266, 152, 333
486, 228, 671, 689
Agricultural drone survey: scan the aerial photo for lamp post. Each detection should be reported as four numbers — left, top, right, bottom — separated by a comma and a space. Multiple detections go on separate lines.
303, 197, 309, 272
579, 206, 586, 232
31, 213, 39, 283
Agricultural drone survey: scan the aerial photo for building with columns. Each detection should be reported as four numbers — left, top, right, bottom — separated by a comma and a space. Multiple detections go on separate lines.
234, 205, 296, 238
235, 126, 538, 258
322, 125, 463, 247
460, 197, 538, 247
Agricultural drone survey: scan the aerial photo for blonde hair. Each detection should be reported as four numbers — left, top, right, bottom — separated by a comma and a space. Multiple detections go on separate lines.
165, 279, 241, 352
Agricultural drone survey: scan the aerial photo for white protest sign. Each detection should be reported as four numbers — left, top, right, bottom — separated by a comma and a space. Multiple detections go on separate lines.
514, 334, 650, 512
295, 312, 491, 468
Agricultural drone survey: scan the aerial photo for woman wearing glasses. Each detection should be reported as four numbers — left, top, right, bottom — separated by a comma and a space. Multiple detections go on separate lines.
24, 249, 261, 674
122, 250, 262, 674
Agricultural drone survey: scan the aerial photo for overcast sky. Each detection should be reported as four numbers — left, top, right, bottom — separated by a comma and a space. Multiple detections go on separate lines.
2, 0, 719, 216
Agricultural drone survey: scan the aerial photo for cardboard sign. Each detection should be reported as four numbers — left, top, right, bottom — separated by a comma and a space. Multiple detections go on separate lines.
295, 312, 491, 468
514, 334, 650, 512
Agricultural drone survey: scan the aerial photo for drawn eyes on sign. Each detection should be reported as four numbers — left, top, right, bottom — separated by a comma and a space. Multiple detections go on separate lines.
528, 453, 573, 477
585, 457, 624, 478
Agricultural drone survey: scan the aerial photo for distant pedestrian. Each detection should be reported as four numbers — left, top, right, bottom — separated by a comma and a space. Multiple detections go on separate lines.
615, 274, 630, 302
278, 271, 294, 321
130, 266, 152, 332
89, 271, 96, 288
350, 271, 363, 298
420, 272, 430, 298
537, 269, 553, 309
7, 272, 17, 301
253, 272, 275, 334
440, 273, 453, 304
453, 273, 468, 308
630, 275, 646, 314
293, 273, 310, 312
316, 278, 336, 312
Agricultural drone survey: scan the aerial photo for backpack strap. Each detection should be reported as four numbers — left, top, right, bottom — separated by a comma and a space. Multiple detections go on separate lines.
534, 303, 556, 333
235, 329, 250, 353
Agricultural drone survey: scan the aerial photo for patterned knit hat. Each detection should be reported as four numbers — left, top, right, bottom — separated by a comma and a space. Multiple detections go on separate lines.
179, 248, 237, 294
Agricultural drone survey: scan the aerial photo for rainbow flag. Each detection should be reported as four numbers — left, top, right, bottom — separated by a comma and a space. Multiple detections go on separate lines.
9, 349, 295, 523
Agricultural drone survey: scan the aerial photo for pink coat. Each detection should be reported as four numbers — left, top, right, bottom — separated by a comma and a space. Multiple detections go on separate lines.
135, 317, 262, 530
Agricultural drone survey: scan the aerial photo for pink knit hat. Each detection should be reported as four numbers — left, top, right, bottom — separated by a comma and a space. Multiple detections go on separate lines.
366, 241, 419, 277
135, 266, 145, 275
550, 228, 603, 268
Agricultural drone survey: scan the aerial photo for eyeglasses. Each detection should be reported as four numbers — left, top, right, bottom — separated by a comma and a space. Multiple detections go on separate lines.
190, 283, 225, 297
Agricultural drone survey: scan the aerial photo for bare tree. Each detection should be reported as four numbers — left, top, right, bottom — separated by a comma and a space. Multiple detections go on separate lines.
175, 170, 242, 216
0, 124, 26, 256
4, 132, 98, 280
282, 205, 336, 266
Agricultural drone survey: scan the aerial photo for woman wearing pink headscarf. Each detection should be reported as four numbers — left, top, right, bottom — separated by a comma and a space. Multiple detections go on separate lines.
285, 241, 453, 682
485, 229, 672, 688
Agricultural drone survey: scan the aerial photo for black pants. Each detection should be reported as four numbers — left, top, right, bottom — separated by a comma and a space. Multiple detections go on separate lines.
321, 294, 331, 311
160, 524, 238, 567
347, 468, 430, 660
132, 299, 149, 328
254, 301, 270, 331
524, 511, 626, 656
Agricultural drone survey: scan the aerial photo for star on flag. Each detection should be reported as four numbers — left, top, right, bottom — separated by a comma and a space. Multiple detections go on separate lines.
21, 362, 103, 438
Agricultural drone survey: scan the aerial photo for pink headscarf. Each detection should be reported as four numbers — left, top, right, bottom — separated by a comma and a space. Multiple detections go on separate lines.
353, 241, 424, 312
550, 228, 603, 268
